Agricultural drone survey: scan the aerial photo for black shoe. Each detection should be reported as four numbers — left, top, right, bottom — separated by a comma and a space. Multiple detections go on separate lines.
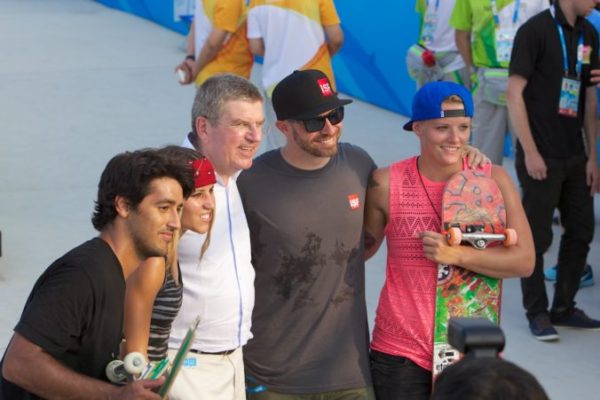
528, 314, 560, 341
551, 308, 600, 331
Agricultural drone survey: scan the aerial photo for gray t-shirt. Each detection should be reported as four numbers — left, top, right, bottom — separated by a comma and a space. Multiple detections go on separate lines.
238, 143, 376, 393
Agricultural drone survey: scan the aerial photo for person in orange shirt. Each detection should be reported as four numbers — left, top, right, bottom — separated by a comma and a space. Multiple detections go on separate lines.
176, 0, 253, 86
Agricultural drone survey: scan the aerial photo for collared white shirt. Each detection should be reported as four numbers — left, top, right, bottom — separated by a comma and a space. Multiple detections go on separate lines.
168, 137, 255, 352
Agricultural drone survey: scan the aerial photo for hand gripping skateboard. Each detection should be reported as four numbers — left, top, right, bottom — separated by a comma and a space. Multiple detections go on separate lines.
432, 169, 516, 378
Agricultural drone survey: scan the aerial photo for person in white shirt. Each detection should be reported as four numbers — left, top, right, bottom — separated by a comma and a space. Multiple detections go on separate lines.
167, 74, 265, 400
246, 0, 344, 152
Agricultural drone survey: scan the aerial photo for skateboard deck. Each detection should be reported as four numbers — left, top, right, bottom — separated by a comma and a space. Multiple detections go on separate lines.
432, 169, 515, 378
159, 315, 201, 399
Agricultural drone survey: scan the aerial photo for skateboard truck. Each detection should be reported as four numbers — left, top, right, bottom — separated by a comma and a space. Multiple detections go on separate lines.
446, 225, 517, 249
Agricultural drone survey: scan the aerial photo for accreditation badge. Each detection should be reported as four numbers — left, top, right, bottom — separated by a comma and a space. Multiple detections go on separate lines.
421, 12, 438, 47
558, 77, 581, 117
495, 26, 517, 63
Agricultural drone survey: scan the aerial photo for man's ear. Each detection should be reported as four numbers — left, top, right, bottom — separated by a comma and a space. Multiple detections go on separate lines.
195, 116, 210, 144
114, 195, 131, 218
275, 120, 294, 142
275, 120, 291, 135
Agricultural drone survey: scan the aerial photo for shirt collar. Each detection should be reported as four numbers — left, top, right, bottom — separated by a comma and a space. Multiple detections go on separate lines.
215, 169, 242, 186
554, 2, 585, 32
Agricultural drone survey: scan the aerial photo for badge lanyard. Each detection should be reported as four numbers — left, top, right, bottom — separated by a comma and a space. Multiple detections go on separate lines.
550, 6, 584, 78
490, 0, 520, 28
550, 6, 584, 117
491, 0, 521, 63
426, 0, 440, 11
421, 0, 441, 46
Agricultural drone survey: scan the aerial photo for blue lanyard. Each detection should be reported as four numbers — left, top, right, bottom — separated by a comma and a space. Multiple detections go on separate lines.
426, 0, 440, 12
551, 6, 584, 76
491, 0, 520, 26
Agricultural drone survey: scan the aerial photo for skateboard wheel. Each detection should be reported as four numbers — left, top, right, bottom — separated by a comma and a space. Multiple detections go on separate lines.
123, 352, 146, 375
503, 228, 517, 247
106, 359, 126, 383
447, 227, 462, 246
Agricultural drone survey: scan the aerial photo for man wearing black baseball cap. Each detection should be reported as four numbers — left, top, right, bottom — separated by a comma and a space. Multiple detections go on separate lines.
238, 69, 376, 398
363, 81, 534, 399
271, 69, 353, 120
269, 69, 354, 163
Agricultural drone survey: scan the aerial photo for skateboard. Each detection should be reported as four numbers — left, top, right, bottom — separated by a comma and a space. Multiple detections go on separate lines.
105, 315, 200, 399
432, 169, 516, 378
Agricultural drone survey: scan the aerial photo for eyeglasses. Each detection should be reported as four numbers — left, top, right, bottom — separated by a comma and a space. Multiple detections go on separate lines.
297, 107, 345, 133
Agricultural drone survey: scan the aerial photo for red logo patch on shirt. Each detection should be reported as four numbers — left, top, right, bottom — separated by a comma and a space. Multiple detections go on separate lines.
317, 78, 333, 96
348, 193, 361, 210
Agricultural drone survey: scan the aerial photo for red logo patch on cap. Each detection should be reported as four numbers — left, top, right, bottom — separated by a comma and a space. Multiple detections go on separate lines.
348, 193, 361, 210
317, 78, 333, 96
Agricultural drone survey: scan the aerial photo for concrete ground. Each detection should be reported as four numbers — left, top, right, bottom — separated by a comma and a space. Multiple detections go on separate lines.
1, 0, 599, 398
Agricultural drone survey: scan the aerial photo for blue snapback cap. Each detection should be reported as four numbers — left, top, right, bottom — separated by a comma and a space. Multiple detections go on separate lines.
403, 81, 474, 131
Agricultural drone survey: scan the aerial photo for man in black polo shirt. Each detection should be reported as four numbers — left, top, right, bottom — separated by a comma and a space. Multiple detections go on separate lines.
507, 0, 600, 341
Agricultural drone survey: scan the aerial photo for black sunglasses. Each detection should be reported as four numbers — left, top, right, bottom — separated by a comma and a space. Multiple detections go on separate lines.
297, 107, 345, 133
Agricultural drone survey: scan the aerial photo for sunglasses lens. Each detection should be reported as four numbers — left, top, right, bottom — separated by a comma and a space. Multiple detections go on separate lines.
328, 107, 344, 125
303, 118, 325, 132
301, 107, 345, 133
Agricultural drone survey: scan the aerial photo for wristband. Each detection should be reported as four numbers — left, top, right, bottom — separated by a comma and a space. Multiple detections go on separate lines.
185, 54, 195, 62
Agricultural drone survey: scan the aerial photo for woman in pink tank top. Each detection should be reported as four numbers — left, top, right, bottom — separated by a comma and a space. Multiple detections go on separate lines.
363, 81, 534, 399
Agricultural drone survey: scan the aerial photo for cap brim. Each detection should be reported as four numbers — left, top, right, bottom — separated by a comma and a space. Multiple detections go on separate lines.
288, 98, 353, 120
403, 120, 415, 131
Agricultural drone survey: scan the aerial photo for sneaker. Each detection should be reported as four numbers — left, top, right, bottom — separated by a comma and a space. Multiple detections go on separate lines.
544, 265, 557, 281
544, 264, 595, 288
528, 314, 560, 341
551, 308, 600, 331
581, 266, 595, 288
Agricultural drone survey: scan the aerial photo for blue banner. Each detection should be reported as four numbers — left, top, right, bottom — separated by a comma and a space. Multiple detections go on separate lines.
95, 0, 418, 116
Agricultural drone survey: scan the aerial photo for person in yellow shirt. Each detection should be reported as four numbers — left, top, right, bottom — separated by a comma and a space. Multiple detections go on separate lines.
176, 0, 253, 86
